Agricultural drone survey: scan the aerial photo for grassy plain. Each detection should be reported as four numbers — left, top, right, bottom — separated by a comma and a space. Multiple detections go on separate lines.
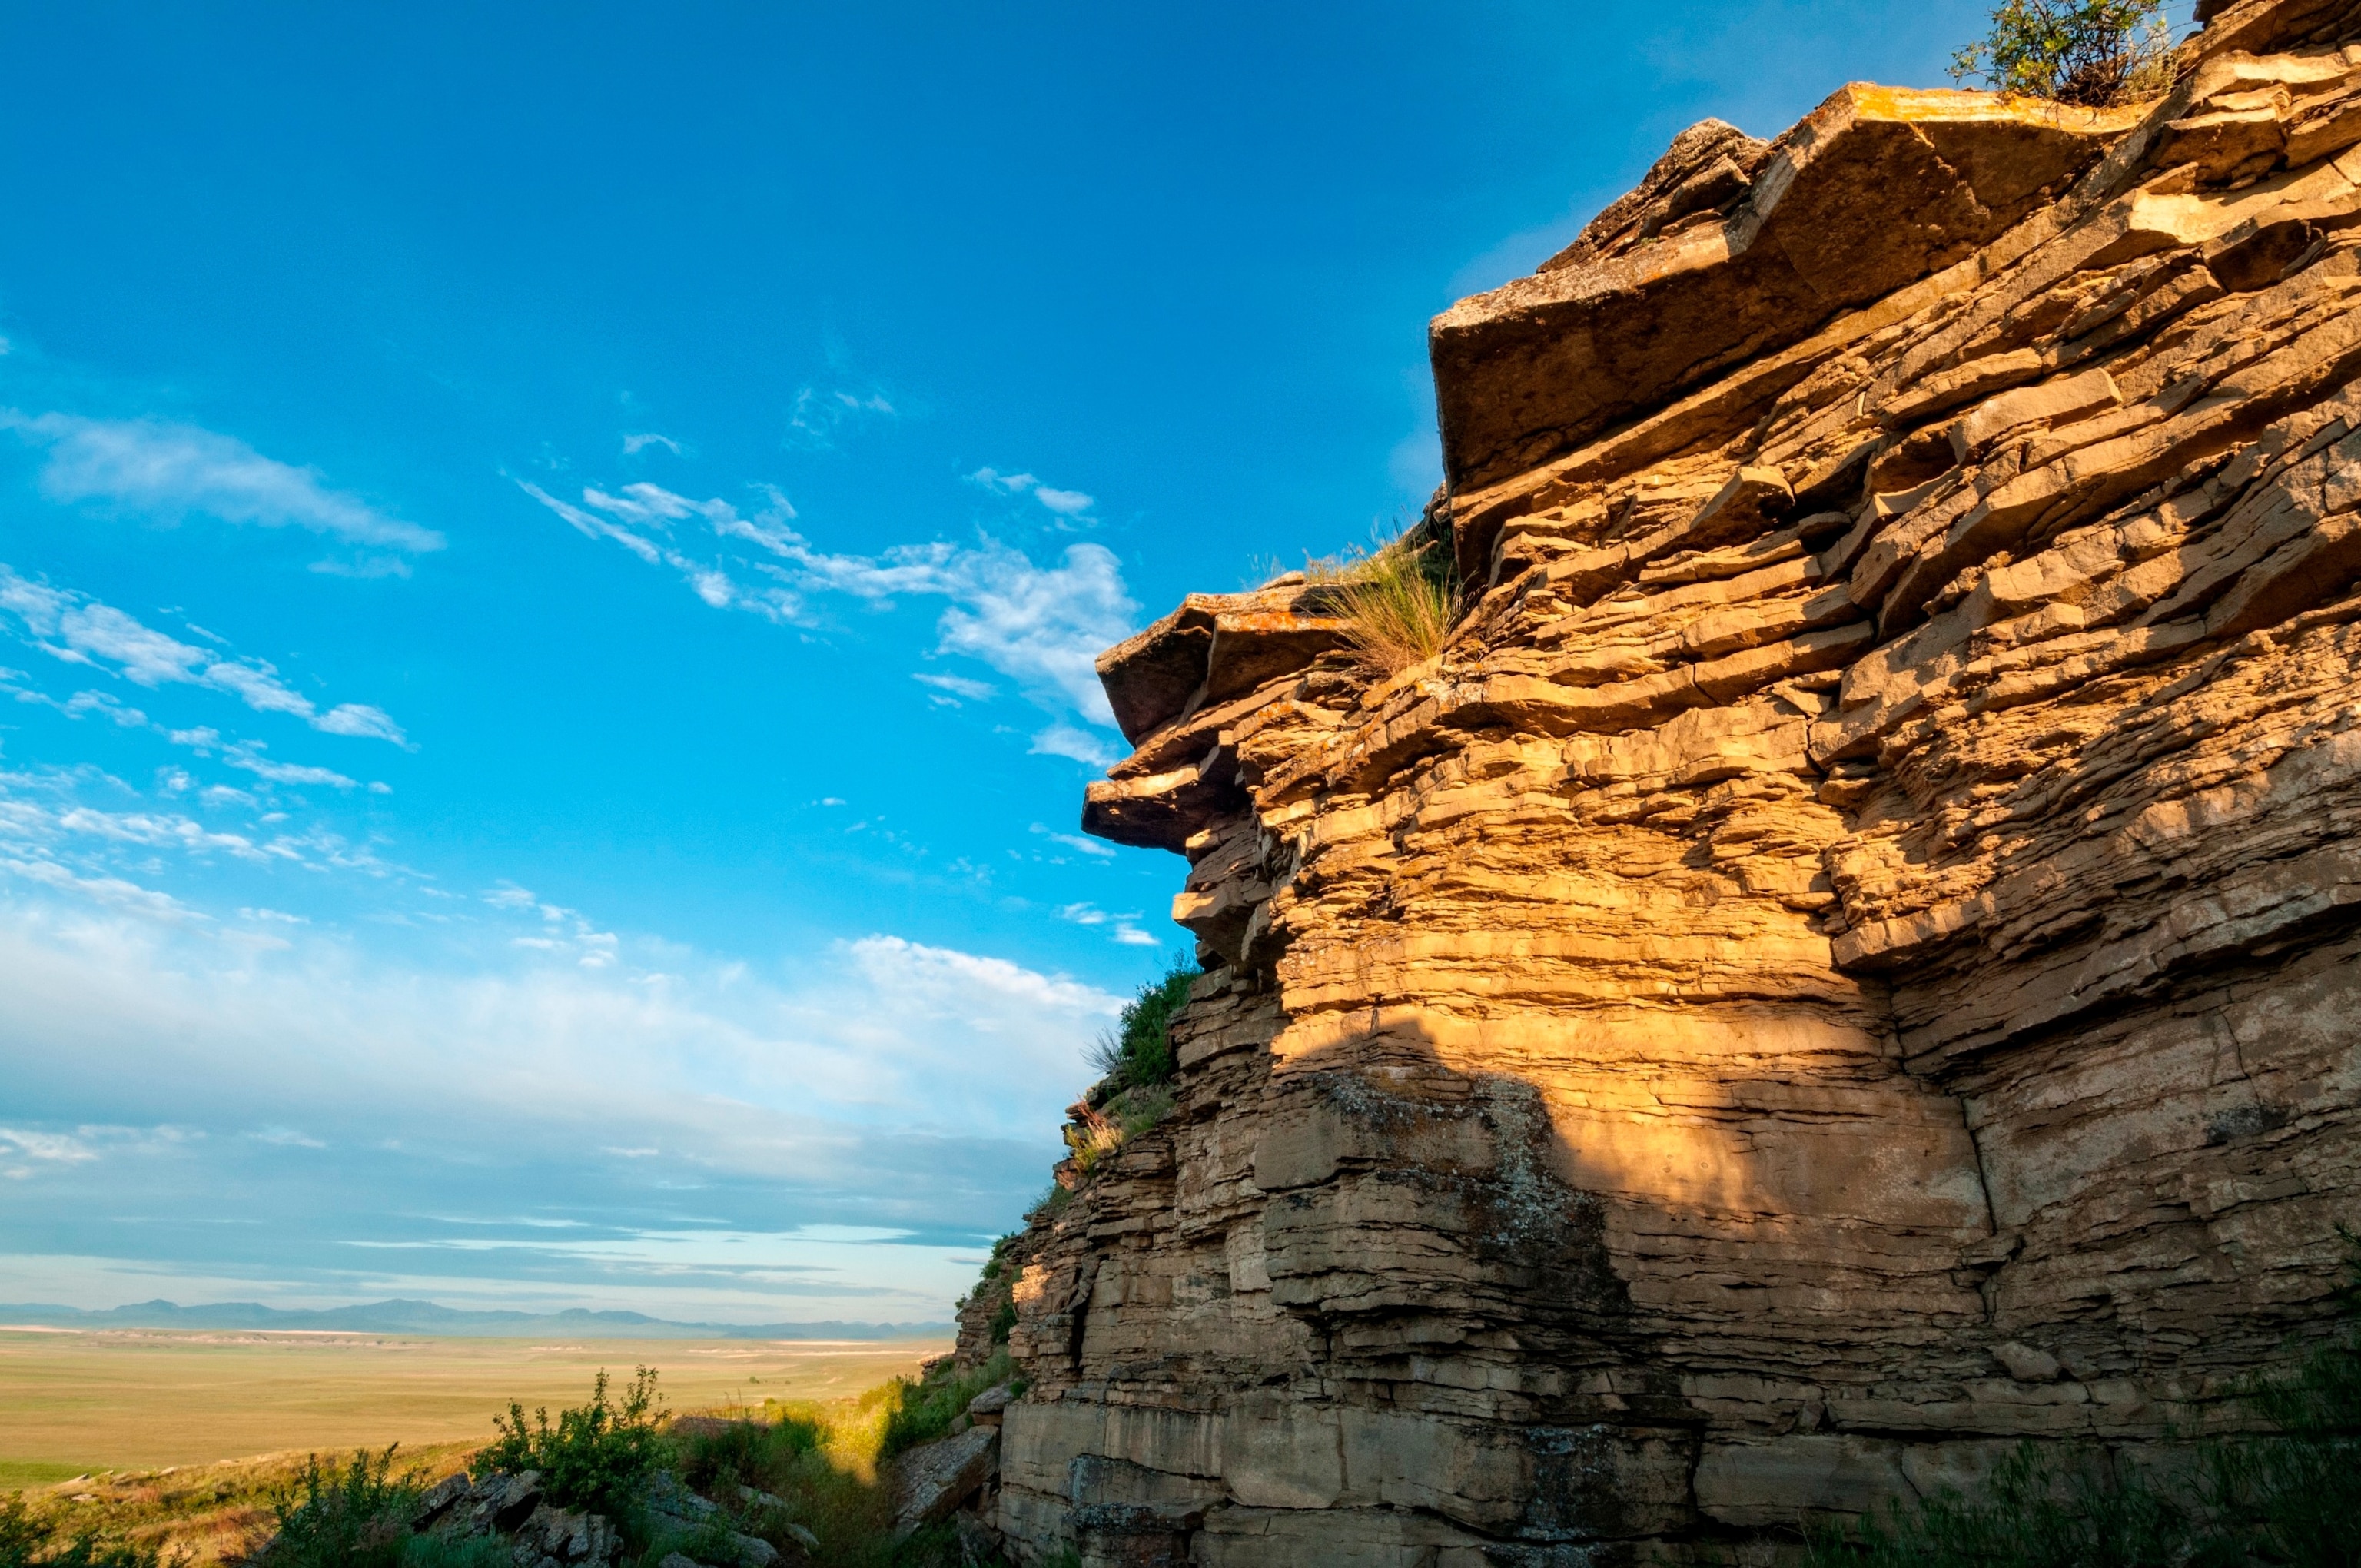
0, 1327, 948, 1486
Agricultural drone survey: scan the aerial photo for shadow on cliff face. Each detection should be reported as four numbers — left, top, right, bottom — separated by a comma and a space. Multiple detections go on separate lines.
1254, 1045, 1635, 1334
1244, 1011, 1703, 1546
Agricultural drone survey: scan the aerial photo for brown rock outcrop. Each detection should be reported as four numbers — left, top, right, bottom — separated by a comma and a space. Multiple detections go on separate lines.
972, 4, 2361, 1562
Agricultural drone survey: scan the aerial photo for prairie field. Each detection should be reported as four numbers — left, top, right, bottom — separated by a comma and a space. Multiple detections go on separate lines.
0, 1326, 948, 1487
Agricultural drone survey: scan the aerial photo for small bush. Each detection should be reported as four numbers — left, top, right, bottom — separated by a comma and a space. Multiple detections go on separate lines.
255, 1447, 417, 1568
1306, 526, 1458, 676
480, 1367, 665, 1520
877, 1350, 1014, 1461
1948, 0, 2173, 106
0, 1493, 173, 1568
1086, 958, 1199, 1091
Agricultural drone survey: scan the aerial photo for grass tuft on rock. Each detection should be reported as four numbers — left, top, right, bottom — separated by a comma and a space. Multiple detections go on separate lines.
1304, 525, 1458, 677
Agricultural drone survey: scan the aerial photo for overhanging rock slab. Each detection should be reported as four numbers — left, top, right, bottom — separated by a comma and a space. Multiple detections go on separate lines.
1430, 85, 2139, 490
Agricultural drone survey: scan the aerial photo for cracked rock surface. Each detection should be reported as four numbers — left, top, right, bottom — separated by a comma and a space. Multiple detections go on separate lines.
968, 2, 2361, 1564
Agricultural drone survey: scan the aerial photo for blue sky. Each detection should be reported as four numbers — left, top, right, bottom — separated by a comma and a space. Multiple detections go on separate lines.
0, 0, 1997, 1324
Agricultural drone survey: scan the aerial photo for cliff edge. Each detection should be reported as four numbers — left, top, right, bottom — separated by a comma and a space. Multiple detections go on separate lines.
967, 2, 2361, 1560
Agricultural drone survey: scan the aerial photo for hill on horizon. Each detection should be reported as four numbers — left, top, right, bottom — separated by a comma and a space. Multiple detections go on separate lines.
0, 1296, 950, 1340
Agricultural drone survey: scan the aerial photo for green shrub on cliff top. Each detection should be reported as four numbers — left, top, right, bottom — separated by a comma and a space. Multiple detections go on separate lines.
1948, 0, 2173, 106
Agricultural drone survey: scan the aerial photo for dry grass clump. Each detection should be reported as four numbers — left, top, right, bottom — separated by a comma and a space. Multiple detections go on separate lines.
1303, 527, 1459, 676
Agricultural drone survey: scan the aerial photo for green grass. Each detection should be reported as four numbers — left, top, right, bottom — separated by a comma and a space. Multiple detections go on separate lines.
663, 1388, 997, 1568
877, 1351, 1013, 1461
0, 1464, 90, 1491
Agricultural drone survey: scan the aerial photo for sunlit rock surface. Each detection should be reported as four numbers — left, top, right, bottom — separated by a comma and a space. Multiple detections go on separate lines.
972, 2, 2361, 1560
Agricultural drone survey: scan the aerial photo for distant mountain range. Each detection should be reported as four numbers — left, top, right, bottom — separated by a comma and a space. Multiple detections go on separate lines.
0, 1297, 950, 1339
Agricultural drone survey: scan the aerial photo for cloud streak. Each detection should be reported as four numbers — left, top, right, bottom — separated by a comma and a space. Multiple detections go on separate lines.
3, 412, 442, 553
968, 467, 1095, 519
0, 565, 406, 744
520, 480, 1137, 731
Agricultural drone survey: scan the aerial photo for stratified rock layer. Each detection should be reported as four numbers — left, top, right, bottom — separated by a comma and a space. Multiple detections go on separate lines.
977, 5, 2361, 1562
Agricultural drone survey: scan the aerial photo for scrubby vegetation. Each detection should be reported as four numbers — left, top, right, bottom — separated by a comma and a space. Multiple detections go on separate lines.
1806, 1286, 2361, 1566
1948, 0, 2175, 106
959, 1234, 1027, 1348
1086, 956, 1197, 1092
1305, 524, 1459, 676
1066, 957, 1200, 1175
0, 1492, 175, 1567
666, 1384, 995, 1568
185, 1363, 1010, 1568
878, 1351, 1016, 1461
255, 1447, 417, 1568
480, 1367, 664, 1520
2, 1445, 480, 1566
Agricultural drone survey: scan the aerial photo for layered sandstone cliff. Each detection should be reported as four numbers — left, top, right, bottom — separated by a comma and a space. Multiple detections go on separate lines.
967, 2, 2361, 1560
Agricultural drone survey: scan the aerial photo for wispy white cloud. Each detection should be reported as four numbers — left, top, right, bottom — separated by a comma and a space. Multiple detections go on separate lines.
0, 565, 407, 744
621, 432, 685, 457
2, 412, 442, 553
1031, 822, 1116, 860
523, 480, 1136, 732
515, 480, 804, 623
64, 690, 148, 727
1056, 899, 1161, 947
1029, 723, 1121, 770
221, 743, 359, 790
912, 672, 995, 703
0, 1126, 105, 1179
0, 853, 201, 924
846, 934, 1118, 1020
786, 385, 896, 449
966, 467, 1094, 520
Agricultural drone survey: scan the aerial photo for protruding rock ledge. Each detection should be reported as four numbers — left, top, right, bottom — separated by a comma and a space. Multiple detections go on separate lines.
1430, 85, 2139, 490
1093, 583, 1351, 745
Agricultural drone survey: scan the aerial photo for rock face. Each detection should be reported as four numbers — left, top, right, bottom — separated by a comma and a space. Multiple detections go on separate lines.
977, 3, 2361, 1563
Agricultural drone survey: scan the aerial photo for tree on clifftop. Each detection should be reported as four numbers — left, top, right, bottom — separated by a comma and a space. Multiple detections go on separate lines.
1950, 0, 2175, 106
